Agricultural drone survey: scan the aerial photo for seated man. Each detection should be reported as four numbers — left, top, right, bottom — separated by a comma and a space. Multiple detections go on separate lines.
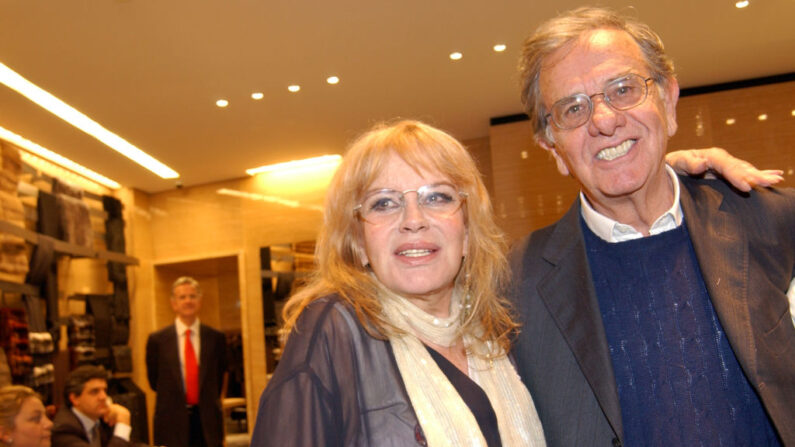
52, 365, 132, 447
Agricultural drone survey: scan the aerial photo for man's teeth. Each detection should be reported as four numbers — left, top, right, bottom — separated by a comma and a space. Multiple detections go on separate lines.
399, 249, 433, 257
597, 139, 635, 161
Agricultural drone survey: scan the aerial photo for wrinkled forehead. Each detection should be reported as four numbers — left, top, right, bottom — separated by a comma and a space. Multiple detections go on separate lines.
539, 29, 648, 103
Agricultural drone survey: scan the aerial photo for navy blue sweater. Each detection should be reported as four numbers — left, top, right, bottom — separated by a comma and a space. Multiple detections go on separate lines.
582, 219, 780, 446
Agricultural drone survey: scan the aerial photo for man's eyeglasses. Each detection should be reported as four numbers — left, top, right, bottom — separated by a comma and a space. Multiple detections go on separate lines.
354, 183, 467, 225
544, 73, 654, 130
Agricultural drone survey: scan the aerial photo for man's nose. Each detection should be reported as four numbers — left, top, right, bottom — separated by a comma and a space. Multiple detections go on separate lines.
588, 96, 622, 136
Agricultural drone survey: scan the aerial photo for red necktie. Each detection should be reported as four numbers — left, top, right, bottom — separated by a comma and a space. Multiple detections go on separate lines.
184, 328, 199, 405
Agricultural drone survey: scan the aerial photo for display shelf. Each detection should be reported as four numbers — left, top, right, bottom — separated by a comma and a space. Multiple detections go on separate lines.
0, 219, 138, 265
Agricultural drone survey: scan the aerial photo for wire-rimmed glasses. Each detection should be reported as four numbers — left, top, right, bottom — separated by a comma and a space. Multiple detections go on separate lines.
545, 73, 654, 130
354, 183, 467, 225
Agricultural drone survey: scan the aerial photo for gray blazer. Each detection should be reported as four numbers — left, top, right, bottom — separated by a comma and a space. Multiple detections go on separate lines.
508, 176, 795, 446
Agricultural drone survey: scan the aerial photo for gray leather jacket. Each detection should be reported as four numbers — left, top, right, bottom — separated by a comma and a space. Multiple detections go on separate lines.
251, 295, 425, 446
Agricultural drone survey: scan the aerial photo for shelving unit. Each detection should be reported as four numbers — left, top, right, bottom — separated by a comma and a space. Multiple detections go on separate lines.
0, 219, 138, 267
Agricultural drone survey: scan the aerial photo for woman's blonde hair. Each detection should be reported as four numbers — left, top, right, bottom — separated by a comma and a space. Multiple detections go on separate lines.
282, 119, 517, 353
0, 385, 39, 432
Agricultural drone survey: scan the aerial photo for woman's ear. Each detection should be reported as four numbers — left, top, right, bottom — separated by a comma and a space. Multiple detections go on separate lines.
354, 241, 369, 267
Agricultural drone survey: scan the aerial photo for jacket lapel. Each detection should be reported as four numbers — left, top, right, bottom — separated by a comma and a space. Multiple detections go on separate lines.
199, 324, 210, 389
679, 179, 757, 377
165, 325, 185, 394
535, 203, 624, 439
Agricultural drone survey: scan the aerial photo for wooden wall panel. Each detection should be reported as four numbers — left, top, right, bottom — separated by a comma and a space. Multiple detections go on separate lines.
670, 81, 795, 182
489, 120, 579, 242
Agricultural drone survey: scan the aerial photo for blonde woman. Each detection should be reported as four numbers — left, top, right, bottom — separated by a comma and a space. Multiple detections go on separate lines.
0, 386, 52, 447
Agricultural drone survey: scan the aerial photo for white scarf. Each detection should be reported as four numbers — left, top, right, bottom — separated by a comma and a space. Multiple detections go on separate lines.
379, 287, 546, 447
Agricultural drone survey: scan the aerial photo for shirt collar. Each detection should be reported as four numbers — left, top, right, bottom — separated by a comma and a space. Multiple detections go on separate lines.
580, 164, 683, 242
71, 407, 97, 435
175, 317, 200, 336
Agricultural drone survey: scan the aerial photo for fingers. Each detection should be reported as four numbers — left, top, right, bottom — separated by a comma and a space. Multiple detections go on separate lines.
668, 147, 785, 191
666, 149, 709, 175
103, 404, 131, 426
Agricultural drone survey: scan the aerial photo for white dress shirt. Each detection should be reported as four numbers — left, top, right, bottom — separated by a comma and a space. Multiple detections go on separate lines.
580, 165, 683, 242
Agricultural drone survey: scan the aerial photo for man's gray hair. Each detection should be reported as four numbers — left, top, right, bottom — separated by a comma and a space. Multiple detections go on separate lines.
519, 6, 676, 144
172, 276, 202, 296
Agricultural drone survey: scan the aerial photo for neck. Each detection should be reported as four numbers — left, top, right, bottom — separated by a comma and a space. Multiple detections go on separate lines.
405, 290, 453, 318
586, 168, 674, 236
178, 316, 197, 326
72, 407, 99, 423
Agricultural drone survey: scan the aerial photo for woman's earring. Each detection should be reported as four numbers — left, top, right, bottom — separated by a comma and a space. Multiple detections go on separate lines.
462, 270, 472, 319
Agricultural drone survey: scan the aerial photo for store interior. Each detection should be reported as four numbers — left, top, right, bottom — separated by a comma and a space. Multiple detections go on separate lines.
0, 1, 793, 445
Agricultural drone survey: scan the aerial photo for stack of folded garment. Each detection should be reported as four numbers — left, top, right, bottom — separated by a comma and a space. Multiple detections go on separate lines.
32, 363, 54, 387
52, 178, 93, 248
68, 314, 96, 368
0, 308, 33, 383
0, 143, 28, 282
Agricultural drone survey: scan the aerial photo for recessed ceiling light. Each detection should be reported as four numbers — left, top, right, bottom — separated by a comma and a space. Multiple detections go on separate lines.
216, 99, 229, 107
791, 109, 795, 117
725, 118, 736, 125
251, 92, 264, 100
0, 62, 178, 179
288, 85, 301, 93
326, 76, 340, 85
735, 0, 749, 8
757, 113, 767, 121
493, 44, 507, 52
449, 52, 463, 61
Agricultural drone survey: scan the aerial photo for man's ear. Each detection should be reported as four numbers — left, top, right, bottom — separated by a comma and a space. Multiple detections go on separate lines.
68, 393, 79, 408
538, 137, 571, 177
662, 77, 680, 137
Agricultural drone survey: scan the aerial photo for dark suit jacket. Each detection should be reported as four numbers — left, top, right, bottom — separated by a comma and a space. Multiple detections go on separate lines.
51, 407, 131, 447
508, 177, 795, 447
145, 323, 228, 447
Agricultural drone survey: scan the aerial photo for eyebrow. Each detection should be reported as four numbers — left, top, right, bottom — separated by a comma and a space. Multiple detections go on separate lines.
556, 71, 638, 99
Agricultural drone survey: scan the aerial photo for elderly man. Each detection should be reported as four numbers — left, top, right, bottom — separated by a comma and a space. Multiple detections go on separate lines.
145, 277, 227, 447
508, 7, 794, 447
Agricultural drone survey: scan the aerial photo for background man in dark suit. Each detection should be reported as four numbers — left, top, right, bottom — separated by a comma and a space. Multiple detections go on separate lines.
52, 365, 132, 447
145, 276, 227, 447
509, 6, 794, 447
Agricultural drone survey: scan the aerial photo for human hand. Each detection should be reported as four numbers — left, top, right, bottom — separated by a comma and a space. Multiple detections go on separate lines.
103, 403, 131, 426
666, 148, 783, 192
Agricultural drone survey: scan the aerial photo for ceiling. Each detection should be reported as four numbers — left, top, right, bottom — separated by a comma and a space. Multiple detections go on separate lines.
1, 0, 793, 193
